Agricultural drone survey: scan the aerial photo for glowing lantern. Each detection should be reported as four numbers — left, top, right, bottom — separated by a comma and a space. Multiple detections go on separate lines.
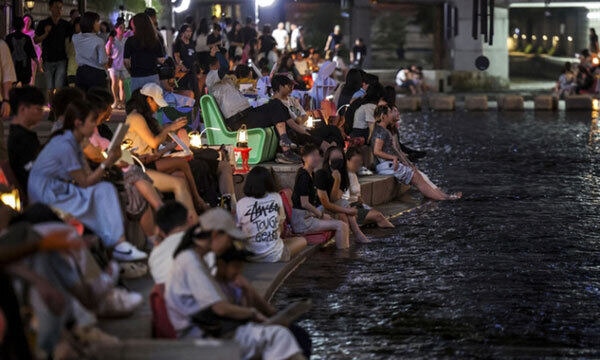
236, 125, 248, 148
594, 99, 599, 111
1, 187, 21, 212
593, 57, 599, 65
306, 116, 320, 129
189, 131, 202, 148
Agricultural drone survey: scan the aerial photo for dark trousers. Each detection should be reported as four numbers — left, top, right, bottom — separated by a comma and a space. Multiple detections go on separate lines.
289, 323, 312, 358
75, 65, 107, 92
0, 274, 33, 360
288, 124, 344, 148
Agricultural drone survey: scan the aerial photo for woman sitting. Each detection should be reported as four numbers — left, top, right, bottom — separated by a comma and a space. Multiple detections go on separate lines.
554, 62, 576, 98
82, 88, 163, 238
371, 105, 461, 201
126, 83, 237, 212
347, 82, 384, 144
291, 145, 350, 249
344, 147, 394, 228
315, 147, 371, 244
236, 166, 307, 262
28, 99, 147, 261
124, 85, 204, 218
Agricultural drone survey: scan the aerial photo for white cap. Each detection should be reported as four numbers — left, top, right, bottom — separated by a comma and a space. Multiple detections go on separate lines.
140, 83, 168, 108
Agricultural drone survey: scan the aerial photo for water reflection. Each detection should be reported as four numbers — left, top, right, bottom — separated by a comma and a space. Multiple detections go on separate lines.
273, 110, 600, 358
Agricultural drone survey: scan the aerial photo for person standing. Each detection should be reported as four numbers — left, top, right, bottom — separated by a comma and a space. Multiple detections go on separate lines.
6, 17, 39, 86
107, 17, 128, 109
590, 28, 599, 54
23, 15, 41, 86
240, 17, 258, 46
72, 12, 108, 91
34, 0, 70, 98
123, 13, 165, 92
272, 22, 289, 52
173, 23, 197, 95
350, 38, 367, 69
325, 25, 343, 53
0, 37, 16, 160
290, 24, 304, 52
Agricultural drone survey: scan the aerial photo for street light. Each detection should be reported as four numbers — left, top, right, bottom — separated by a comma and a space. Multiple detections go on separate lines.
255, 0, 275, 25
25, 0, 35, 12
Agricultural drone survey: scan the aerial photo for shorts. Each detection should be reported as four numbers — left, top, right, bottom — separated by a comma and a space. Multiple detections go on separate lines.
109, 68, 129, 79
376, 161, 414, 184
350, 201, 370, 225
290, 206, 324, 234
279, 244, 291, 262
324, 199, 350, 217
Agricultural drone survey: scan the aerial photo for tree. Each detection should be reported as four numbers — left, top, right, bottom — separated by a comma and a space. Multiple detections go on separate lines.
371, 13, 408, 58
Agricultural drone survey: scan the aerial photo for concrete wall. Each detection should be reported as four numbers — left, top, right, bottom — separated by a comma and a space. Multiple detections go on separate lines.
450, 0, 509, 80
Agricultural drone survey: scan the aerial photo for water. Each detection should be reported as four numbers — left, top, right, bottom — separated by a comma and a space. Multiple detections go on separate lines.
272, 110, 600, 359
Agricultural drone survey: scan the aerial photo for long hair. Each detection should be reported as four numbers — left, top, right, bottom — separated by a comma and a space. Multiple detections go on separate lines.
345, 82, 383, 131
174, 23, 190, 51
341, 68, 363, 97
322, 146, 349, 192
49, 98, 96, 139
196, 18, 209, 36
132, 13, 159, 50
126, 89, 162, 136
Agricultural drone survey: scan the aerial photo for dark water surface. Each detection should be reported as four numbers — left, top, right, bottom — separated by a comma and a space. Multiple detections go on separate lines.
272, 111, 600, 359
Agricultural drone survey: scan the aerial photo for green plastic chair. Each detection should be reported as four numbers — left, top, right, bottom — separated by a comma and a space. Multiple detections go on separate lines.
124, 77, 132, 101
199, 95, 277, 164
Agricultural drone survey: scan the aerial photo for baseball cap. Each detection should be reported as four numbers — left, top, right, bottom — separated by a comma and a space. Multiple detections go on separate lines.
140, 83, 168, 108
199, 208, 247, 240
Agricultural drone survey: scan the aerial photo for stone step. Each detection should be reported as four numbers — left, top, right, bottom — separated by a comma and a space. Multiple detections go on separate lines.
497, 95, 524, 111
565, 94, 594, 110
465, 95, 488, 111
430, 95, 456, 111
396, 96, 422, 112
534, 95, 558, 111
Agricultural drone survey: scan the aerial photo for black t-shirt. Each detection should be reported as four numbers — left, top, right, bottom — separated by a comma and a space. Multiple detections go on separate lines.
240, 26, 258, 45
259, 35, 276, 54
245, 98, 291, 129
314, 168, 334, 198
35, 17, 70, 62
173, 40, 196, 69
8, 124, 41, 192
206, 33, 222, 47
328, 33, 343, 51
352, 45, 367, 61
123, 37, 165, 77
5, 32, 37, 79
292, 167, 320, 209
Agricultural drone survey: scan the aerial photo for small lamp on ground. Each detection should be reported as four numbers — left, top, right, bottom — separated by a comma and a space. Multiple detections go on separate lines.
234, 125, 252, 174
189, 131, 202, 148
305, 116, 320, 129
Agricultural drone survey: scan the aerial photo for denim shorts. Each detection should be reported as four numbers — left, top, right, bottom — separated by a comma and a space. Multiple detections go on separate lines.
109, 68, 129, 79
376, 161, 415, 184
130, 74, 160, 92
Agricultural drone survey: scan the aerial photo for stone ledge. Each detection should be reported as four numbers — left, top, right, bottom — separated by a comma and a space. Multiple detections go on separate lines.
497, 95, 524, 111
465, 95, 488, 111
396, 96, 422, 112
565, 95, 594, 110
96, 339, 239, 360
430, 95, 456, 111
534, 95, 558, 111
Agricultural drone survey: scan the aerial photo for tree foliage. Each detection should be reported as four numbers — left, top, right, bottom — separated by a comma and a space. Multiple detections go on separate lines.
371, 12, 408, 51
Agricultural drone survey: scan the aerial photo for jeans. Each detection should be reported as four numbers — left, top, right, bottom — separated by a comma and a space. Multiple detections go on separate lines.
130, 74, 159, 92
43, 60, 66, 90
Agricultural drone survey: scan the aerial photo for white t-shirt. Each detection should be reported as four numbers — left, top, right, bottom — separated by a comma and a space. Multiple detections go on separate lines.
236, 193, 285, 262
165, 250, 225, 337
342, 172, 372, 209
353, 103, 377, 129
281, 96, 306, 120
272, 29, 288, 50
290, 28, 300, 50
148, 231, 184, 284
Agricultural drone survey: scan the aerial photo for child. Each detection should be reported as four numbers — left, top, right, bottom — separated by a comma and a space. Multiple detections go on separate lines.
236, 166, 307, 262
344, 147, 394, 228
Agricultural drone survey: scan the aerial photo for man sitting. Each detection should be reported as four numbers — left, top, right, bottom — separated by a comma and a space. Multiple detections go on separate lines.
7, 86, 45, 193
158, 57, 195, 108
207, 60, 303, 164
148, 201, 194, 284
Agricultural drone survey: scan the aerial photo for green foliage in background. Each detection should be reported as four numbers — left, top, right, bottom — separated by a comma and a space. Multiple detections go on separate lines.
413, 5, 435, 35
524, 44, 533, 53
294, 4, 344, 51
372, 12, 408, 52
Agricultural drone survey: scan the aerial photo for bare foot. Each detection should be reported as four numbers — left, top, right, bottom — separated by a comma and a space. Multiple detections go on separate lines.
356, 234, 372, 243
447, 192, 462, 200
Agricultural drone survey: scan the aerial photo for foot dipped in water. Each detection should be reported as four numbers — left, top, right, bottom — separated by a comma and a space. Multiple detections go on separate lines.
355, 233, 372, 244
446, 192, 462, 200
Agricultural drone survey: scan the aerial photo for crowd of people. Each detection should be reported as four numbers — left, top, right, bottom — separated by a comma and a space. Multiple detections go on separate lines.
554, 48, 600, 98
0, 2, 462, 359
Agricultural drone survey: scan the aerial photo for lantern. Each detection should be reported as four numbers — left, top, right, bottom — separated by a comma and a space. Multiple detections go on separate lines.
189, 131, 202, 148
236, 125, 248, 148
594, 99, 599, 111
1, 187, 21, 212
25, 0, 34, 11
306, 116, 320, 129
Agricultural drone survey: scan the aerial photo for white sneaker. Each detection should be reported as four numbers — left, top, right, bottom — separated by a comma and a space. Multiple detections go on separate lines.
357, 166, 373, 176
112, 241, 147, 262
97, 288, 143, 318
